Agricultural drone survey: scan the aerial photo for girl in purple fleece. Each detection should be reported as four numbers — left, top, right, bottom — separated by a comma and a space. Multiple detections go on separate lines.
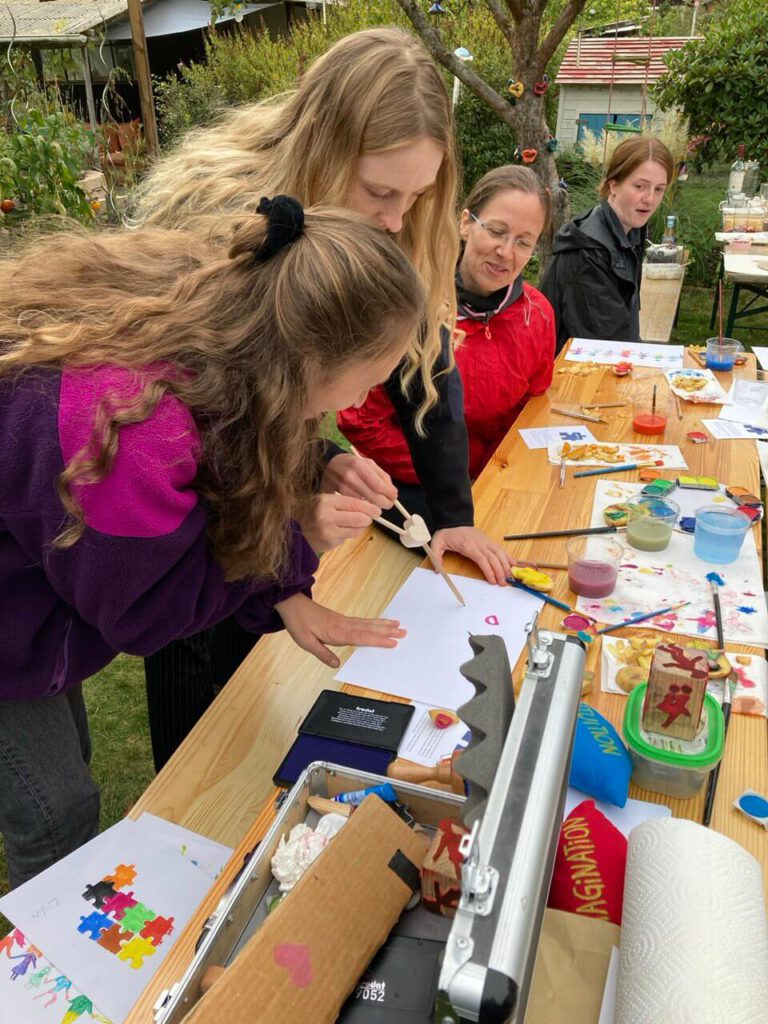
0, 197, 423, 887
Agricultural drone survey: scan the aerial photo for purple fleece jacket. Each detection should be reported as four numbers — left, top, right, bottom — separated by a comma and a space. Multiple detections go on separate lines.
0, 366, 318, 701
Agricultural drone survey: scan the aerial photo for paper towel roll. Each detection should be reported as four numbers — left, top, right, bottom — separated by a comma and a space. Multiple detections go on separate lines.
616, 818, 768, 1024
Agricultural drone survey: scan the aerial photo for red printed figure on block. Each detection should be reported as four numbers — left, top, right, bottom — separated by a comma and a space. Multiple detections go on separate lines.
642, 643, 709, 740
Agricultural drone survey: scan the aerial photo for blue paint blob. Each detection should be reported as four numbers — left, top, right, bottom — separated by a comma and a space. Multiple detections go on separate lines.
679, 516, 696, 534
737, 605, 757, 614
705, 571, 725, 586
738, 793, 768, 818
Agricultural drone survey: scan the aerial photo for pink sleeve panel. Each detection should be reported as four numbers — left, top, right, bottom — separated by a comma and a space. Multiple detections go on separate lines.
58, 366, 201, 538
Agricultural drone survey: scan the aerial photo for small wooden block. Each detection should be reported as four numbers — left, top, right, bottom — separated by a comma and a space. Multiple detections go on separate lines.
421, 818, 468, 918
642, 644, 709, 740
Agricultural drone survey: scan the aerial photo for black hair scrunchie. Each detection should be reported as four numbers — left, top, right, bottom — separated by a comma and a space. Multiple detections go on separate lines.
254, 195, 305, 261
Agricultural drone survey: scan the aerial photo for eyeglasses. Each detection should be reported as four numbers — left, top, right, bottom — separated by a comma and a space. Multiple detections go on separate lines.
470, 213, 537, 255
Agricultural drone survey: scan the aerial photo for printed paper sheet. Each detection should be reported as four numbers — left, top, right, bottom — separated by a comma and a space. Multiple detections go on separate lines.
0, 817, 213, 1023
564, 339, 684, 370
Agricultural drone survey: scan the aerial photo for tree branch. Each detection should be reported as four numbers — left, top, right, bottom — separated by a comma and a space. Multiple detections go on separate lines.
484, 0, 516, 48
393, 0, 515, 126
538, 0, 589, 71
501, 0, 526, 23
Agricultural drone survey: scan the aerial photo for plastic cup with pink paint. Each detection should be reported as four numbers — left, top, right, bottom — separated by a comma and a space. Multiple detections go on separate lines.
566, 536, 625, 599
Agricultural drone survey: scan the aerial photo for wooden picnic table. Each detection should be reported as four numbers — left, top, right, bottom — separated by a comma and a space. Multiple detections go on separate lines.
126, 346, 768, 1022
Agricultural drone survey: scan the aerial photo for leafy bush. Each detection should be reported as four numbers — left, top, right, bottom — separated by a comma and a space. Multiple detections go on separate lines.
0, 106, 96, 227
654, 0, 768, 169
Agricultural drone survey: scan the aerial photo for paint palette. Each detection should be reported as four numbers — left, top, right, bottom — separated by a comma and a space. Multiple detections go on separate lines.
734, 790, 768, 829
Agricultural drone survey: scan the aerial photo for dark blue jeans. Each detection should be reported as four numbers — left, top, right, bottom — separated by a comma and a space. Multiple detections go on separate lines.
0, 684, 100, 889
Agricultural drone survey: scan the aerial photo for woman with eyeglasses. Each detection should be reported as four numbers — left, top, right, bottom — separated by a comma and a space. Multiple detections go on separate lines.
339, 165, 554, 504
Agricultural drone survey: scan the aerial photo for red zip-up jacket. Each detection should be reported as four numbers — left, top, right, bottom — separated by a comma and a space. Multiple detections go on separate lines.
339, 281, 555, 482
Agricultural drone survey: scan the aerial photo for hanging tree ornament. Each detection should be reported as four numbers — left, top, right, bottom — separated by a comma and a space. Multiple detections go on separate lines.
522, 148, 538, 164
512, 145, 521, 162
533, 73, 549, 97
506, 79, 524, 101
547, 136, 558, 152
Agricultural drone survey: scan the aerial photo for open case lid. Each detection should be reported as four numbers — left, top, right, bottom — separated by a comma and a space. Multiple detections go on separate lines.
437, 620, 586, 1023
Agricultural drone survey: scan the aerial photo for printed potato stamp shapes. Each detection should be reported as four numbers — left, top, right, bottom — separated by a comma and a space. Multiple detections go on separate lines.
77, 864, 175, 971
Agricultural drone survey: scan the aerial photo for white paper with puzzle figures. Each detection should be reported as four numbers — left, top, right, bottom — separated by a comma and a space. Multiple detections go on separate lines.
0, 928, 112, 1024
576, 481, 768, 647
337, 567, 543, 710
564, 339, 684, 369
397, 700, 470, 767
664, 367, 729, 404
0, 817, 212, 1024
547, 441, 687, 469
518, 424, 597, 450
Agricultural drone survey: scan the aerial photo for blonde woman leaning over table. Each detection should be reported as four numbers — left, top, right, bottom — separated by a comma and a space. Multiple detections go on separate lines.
132, 29, 512, 770
540, 136, 674, 353
0, 200, 425, 887
340, 165, 555, 511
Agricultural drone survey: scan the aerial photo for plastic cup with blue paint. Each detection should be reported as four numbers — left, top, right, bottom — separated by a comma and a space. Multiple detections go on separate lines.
705, 337, 740, 371
693, 505, 751, 564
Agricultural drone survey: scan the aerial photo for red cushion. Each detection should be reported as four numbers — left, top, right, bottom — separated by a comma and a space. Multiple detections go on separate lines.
547, 800, 628, 925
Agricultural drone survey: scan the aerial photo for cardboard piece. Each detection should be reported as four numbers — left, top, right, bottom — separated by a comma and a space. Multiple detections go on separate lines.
526, 909, 621, 1024
184, 796, 428, 1024
642, 644, 709, 740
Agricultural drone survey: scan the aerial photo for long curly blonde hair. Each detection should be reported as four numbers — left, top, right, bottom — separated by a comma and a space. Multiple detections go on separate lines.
133, 28, 459, 431
0, 209, 425, 581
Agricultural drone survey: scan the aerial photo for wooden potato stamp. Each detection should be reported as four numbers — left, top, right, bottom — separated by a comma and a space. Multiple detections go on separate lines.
642, 643, 709, 741
421, 818, 468, 917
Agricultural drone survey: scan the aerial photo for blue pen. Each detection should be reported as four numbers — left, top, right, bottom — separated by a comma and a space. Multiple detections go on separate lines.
506, 578, 575, 613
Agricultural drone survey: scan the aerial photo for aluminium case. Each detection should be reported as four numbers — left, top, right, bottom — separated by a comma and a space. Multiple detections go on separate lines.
153, 626, 584, 1024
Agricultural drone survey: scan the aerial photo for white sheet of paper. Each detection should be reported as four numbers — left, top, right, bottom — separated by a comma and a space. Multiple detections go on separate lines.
563, 788, 671, 839
548, 441, 687, 469
565, 339, 684, 369
0, 817, 212, 1024
751, 346, 768, 371
575, 480, 768, 647
396, 701, 471, 767
665, 367, 729, 404
702, 418, 768, 440
598, 946, 620, 1024
135, 813, 233, 880
0, 928, 112, 1023
336, 568, 543, 710
718, 379, 768, 426
519, 424, 597, 450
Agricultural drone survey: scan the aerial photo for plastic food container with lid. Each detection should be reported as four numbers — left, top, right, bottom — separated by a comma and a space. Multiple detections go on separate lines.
622, 683, 724, 799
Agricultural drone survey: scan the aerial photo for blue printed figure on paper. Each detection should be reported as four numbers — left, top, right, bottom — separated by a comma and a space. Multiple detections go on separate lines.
25, 964, 52, 988
78, 910, 113, 940
117, 934, 158, 969
745, 424, 768, 436
81, 880, 118, 908
35, 974, 72, 1008
559, 430, 586, 441
61, 993, 93, 1023
9, 949, 39, 979
119, 902, 156, 934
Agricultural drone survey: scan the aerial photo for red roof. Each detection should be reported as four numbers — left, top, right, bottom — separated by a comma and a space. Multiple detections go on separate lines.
556, 37, 696, 85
